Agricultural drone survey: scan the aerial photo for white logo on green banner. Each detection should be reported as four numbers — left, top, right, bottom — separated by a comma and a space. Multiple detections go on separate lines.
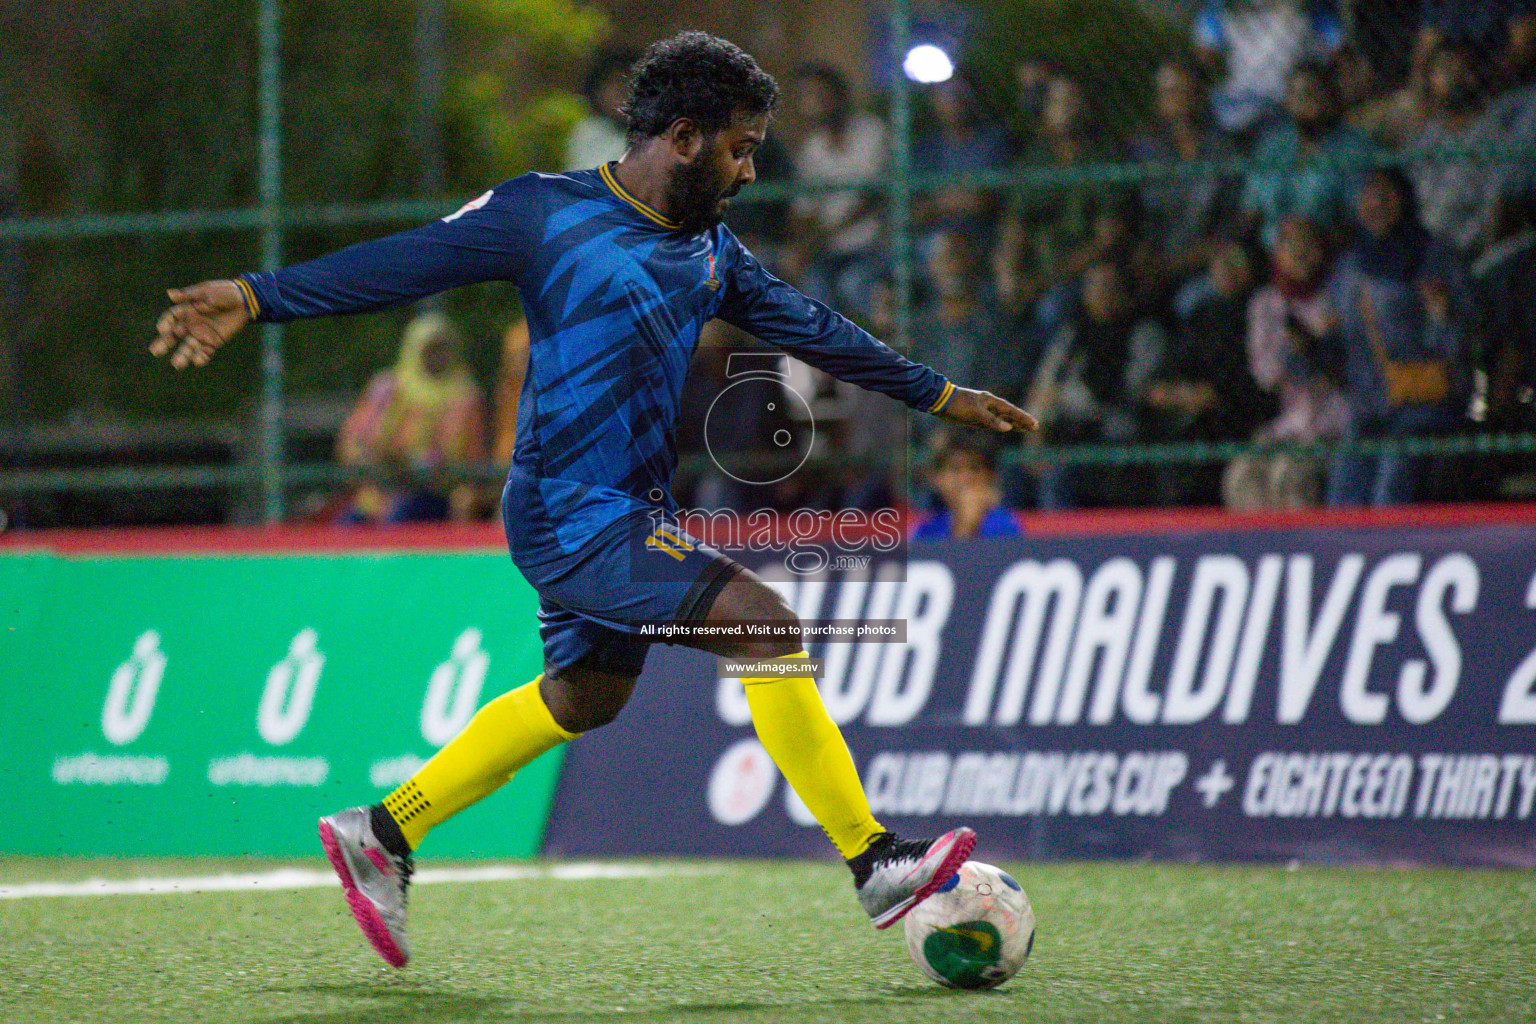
258, 628, 325, 745
53, 631, 171, 786
421, 628, 490, 746
102, 630, 166, 746
12, 547, 557, 855
370, 629, 493, 787
207, 628, 331, 786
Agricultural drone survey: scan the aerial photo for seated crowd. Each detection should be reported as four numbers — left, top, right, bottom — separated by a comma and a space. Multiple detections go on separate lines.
769, 0, 1536, 527
331, 1, 1536, 530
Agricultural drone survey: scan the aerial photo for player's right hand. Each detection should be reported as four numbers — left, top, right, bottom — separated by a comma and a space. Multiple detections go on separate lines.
149, 279, 250, 370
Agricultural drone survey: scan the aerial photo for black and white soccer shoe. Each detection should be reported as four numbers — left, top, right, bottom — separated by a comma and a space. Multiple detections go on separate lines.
848, 827, 977, 929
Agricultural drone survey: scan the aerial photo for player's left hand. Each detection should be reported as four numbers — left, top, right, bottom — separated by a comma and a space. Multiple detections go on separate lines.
938, 387, 1039, 434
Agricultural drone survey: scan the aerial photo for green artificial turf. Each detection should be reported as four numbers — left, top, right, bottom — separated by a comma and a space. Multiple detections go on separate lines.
1, 856, 1532, 1024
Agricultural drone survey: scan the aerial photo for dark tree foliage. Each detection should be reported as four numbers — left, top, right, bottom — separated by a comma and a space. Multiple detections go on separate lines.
4, 0, 603, 423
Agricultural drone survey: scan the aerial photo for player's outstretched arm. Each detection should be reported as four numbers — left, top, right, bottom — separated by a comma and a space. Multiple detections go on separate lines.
149, 280, 250, 370
148, 179, 538, 372
714, 243, 1040, 433
934, 387, 1039, 435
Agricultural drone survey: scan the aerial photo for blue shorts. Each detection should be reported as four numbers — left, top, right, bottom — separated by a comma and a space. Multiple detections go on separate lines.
504, 505, 743, 678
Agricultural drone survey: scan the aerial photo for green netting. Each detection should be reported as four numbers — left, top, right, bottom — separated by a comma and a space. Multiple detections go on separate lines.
2, 0, 1534, 521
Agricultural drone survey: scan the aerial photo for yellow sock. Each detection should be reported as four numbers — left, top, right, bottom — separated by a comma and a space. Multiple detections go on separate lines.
743, 652, 885, 859
382, 677, 578, 849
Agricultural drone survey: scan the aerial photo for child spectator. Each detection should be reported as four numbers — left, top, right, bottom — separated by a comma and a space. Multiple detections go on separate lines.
1224, 218, 1349, 508
1327, 168, 1468, 506
913, 433, 1021, 541
1243, 61, 1375, 251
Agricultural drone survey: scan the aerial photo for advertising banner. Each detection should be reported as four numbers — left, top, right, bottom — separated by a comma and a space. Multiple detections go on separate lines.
545, 512, 1536, 867
4, 535, 558, 858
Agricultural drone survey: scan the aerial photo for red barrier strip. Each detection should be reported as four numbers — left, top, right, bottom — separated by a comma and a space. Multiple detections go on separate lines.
0, 522, 508, 556
1011, 502, 1536, 538
3, 502, 1535, 557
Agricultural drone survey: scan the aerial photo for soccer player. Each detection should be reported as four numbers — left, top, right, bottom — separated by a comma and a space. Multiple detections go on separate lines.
149, 32, 1037, 968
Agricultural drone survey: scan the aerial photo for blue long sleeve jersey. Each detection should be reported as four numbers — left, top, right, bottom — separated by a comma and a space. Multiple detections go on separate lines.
239, 164, 955, 557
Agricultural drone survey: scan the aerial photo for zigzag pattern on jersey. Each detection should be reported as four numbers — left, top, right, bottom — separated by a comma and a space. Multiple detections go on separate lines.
524, 206, 719, 491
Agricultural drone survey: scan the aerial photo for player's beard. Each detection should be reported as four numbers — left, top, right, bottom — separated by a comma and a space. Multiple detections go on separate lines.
666, 152, 737, 235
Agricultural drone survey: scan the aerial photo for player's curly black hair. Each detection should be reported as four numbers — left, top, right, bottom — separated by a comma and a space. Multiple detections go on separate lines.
621, 31, 779, 144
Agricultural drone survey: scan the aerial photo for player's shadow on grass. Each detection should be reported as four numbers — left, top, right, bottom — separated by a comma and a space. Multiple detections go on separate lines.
256, 981, 988, 1023
256, 984, 505, 1024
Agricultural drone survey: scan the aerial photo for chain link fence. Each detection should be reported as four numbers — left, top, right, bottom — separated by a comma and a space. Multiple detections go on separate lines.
2, 0, 1534, 527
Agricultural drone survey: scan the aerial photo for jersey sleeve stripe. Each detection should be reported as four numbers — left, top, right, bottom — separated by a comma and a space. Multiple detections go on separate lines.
927, 380, 956, 414
235, 276, 261, 320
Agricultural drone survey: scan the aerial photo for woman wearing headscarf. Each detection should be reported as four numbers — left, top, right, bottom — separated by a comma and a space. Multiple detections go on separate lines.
1326, 168, 1468, 507
337, 312, 487, 523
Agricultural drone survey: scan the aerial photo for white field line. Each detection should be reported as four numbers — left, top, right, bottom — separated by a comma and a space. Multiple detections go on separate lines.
0, 862, 705, 900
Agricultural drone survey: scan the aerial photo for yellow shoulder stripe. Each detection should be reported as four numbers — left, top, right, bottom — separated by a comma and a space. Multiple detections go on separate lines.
599, 162, 681, 230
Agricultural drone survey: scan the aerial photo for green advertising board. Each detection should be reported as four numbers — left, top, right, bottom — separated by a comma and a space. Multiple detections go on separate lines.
3, 542, 560, 858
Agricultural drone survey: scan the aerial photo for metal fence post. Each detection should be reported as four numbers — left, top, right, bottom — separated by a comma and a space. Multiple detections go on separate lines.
412, 0, 446, 314
414, 0, 446, 199
889, 0, 916, 512
257, 0, 285, 523
0, 114, 19, 484
888, 0, 914, 355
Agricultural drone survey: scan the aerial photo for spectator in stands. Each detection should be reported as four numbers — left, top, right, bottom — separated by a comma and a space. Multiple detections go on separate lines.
1145, 242, 1273, 504
1410, 40, 1502, 252
909, 230, 1030, 448
1327, 168, 1468, 506
337, 312, 486, 524
1341, 2, 1420, 91
1418, 0, 1536, 89
1193, 0, 1346, 135
1026, 261, 1166, 508
779, 64, 888, 314
1132, 60, 1242, 297
1224, 218, 1349, 508
1476, 52, 1536, 222
1242, 60, 1374, 250
1344, 36, 1435, 149
564, 49, 636, 171
1472, 187, 1536, 429
913, 432, 1021, 541
994, 73, 1129, 322
912, 76, 1011, 248
1010, 58, 1053, 132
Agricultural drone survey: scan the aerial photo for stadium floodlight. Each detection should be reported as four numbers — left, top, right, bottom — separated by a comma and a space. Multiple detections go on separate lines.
903, 44, 954, 84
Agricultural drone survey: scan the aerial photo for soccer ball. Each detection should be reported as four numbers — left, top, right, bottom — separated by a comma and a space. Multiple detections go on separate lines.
903, 861, 1035, 989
